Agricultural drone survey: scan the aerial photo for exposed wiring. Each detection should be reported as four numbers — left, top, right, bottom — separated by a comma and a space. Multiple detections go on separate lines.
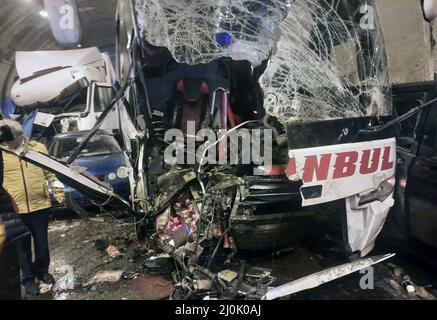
355, 96, 437, 137
206, 221, 240, 269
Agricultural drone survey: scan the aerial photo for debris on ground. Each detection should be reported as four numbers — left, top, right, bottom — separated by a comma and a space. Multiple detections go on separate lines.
218, 270, 239, 283
48, 221, 80, 233
388, 279, 402, 292
95, 239, 109, 251
85, 270, 124, 286
39, 283, 53, 294
384, 265, 437, 300
143, 255, 174, 274
393, 267, 404, 278
122, 272, 140, 280
403, 282, 416, 295
415, 286, 436, 300
106, 245, 121, 258
88, 217, 105, 222
40, 219, 436, 301
129, 275, 174, 300
246, 266, 272, 279
274, 247, 295, 256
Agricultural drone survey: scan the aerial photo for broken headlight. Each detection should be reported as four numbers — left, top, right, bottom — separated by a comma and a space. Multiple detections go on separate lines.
359, 176, 396, 206
117, 166, 129, 179
107, 172, 117, 180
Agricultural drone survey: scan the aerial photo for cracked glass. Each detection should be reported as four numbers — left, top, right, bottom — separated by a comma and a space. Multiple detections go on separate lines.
134, 0, 391, 122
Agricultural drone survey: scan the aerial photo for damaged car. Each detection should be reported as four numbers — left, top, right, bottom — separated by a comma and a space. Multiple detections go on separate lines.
48, 130, 130, 213
384, 81, 437, 258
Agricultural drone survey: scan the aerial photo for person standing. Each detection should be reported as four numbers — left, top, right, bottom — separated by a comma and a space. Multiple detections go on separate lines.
1, 119, 65, 295
0, 116, 29, 299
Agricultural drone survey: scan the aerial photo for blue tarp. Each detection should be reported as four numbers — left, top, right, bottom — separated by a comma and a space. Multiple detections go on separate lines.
22, 110, 37, 138
0, 97, 16, 118
0, 98, 37, 138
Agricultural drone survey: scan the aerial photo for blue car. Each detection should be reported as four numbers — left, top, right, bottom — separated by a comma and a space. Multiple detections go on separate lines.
48, 130, 130, 209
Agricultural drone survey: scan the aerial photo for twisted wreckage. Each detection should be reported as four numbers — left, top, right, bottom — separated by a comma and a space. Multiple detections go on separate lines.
2, 0, 398, 299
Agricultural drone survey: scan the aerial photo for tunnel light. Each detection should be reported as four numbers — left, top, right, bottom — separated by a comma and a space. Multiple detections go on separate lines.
38, 10, 49, 18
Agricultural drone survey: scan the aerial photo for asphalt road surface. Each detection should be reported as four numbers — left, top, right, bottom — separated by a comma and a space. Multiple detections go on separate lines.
25, 211, 437, 300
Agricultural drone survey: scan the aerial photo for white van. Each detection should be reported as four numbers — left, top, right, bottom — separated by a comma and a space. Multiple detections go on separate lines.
10, 47, 120, 134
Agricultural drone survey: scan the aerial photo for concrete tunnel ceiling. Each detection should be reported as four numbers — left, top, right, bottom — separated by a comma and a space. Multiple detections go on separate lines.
0, 0, 433, 105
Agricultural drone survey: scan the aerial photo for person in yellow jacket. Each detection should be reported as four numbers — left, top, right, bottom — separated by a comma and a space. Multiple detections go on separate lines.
2, 119, 65, 295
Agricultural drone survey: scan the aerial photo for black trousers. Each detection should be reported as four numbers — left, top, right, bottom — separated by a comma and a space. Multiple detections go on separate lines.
0, 242, 21, 300
18, 209, 50, 284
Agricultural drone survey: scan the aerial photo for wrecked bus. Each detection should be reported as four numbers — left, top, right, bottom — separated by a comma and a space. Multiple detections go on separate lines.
106, 0, 396, 298
115, 0, 395, 252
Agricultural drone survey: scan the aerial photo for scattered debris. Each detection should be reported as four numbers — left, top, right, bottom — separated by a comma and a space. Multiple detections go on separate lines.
149, 253, 171, 260
143, 256, 174, 275
95, 239, 109, 251
48, 221, 81, 233
218, 270, 239, 283
89, 217, 105, 222
42, 216, 429, 300
85, 270, 124, 285
393, 267, 404, 278
129, 275, 174, 300
122, 272, 140, 280
106, 245, 121, 258
387, 262, 398, 269
402, 279, 416, 295
263, 254, 395, 300
415, 286, 436, 300
193, 279, 213, 290
388, 279, 402, 292
245, 266, 272, 279
39, 283, 53, 294
131, 246, 148, 260
274, 247, 295, 256
403, 275, 411, 281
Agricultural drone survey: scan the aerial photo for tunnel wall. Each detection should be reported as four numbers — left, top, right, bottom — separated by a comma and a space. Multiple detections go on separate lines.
375, 0, 434, 84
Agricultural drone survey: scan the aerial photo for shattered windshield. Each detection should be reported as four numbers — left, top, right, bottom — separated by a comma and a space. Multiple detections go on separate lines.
134, 0, 391, 122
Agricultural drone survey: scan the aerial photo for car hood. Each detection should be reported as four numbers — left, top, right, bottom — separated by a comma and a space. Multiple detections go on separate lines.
71, 152, 126, 177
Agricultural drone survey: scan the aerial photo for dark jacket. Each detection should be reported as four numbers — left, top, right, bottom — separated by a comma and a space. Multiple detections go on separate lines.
0, 151, 29, 253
